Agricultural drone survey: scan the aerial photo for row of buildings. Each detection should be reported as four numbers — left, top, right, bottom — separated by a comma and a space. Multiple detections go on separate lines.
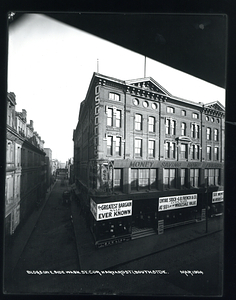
73, 72, 225, 247
5, 92, 53, 241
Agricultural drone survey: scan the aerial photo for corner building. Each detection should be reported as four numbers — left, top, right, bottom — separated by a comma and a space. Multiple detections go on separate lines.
73, 73, 224, 247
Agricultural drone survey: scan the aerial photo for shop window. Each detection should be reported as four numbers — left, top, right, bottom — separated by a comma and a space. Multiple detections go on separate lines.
163, 168, 176, 189
131, 169, 138, 190
148, 116, 155, 132
135, 139, 142, 157
135, 114, 142, 130
148, 140, 155, 158
190, 168, 199, 187
150, 169, 157, 189
114, 169, 122, 191
139, 169, 149, 189
214, 147, 219, 161
116, 109, 121, 127
109, 92, 120, 101
205, 169, 220, 186
107, 108, 113, 126
181, 122, 186, 135
180, 169, 187, 188
207, 146, 212, 160
167, 106, 175, 113
107, 136, 113, 156
206, 127, 211, 140
115, 137, 121, 156
214, 129, 219, 141
180, 144, 188, 159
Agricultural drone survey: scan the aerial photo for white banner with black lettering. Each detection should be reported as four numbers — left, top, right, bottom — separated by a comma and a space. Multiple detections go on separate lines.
158, 194, 197, 211
212, 191, 224, 203
90, 199, 132, 221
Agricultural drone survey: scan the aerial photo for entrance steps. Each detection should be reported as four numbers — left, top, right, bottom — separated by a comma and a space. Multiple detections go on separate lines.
131, 226, 156, 240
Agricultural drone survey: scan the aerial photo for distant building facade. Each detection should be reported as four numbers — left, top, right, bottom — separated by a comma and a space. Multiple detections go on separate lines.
5, 92, 47, 238
73, 73, 225, 247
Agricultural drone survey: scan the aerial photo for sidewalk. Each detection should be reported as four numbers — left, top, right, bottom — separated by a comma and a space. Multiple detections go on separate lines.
4, 182, 56, 283
70, 198, 223, 270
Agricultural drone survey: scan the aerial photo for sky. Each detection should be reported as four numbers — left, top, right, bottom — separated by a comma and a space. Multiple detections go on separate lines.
8, 14, 226, 163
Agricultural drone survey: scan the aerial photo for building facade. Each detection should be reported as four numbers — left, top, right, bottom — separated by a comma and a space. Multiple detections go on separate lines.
73, 73, 225, 247
5, 92, 47, 239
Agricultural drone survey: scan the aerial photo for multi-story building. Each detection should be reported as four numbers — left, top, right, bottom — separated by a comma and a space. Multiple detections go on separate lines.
44, 148, 53, 187
5, 92, 47, 239
73, 73, 225, 247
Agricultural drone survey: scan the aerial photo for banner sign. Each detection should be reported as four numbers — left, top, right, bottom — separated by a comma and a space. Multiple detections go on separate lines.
158, 194, 197, 211
90, 199, 132, 221
212, 191, 224, 203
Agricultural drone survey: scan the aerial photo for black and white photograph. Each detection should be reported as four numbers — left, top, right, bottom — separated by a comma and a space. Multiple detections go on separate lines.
3, 12, 228, 296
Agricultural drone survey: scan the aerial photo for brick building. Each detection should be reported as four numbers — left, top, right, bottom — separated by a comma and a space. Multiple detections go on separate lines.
73, 73, 225, 247
5, 92, 47, 239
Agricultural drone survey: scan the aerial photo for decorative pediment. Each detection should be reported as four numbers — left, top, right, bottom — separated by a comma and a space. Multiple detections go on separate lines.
204, 101, 225, 112
125, 77, 172, 96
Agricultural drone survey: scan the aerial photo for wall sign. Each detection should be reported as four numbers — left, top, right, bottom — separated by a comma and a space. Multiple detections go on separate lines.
158, 194, 197, 211
212, 191, 224, 203
90, 199, 132, 221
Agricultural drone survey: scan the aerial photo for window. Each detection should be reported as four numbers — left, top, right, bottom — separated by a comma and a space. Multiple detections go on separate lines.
171, 120, 176, 135
207, 146, 212, 160
107, 136, 113, 156
181, 169, 187, 188
139, 169, 149, 189
192, 113, 199, 119
152, 103, 158, 110
143, 101, 149, 108
115, 137, 121, 156
165, 142, 170, 159
190, 169, 199, 187
167, 106, 175, 113
148, 140, 155, 157
114, 169, 122, 191
163, 169, 176, 189
166, 119, 170, 134
191, 123, 199, 138
166, 142, 176, 159
116, 109, 121, 127
148, 116, 155, 132
214, 129, 219, 141
109, 92, 120, 101
95, 116, 98, 125
191, 144, 200, 160
135, 139, 142, 157
214, 147, 219, 160
205, 169, 220, 186
135, 114, 142, 130
206, 127, 211, 140
166, 119, 176, 135
180, 144, 188, 159
206, 116, 209, 121
133, 98, 139, 106
95, 106, 99, 115
107, 108, 113, 126
182, 110, 186, 116
181, 122, 186, 135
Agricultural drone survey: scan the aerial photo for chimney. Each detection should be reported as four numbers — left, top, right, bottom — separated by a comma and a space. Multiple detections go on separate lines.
22, 109, 27, 121
30, 120, 34, 130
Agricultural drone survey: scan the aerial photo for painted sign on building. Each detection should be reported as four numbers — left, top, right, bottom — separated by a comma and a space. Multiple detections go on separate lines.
90, 199, 132, 221
212, 191, 224, 203
158, 194, 197, 211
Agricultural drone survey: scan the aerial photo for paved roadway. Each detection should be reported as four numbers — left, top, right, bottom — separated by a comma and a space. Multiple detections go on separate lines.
7, 179, 223, 296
